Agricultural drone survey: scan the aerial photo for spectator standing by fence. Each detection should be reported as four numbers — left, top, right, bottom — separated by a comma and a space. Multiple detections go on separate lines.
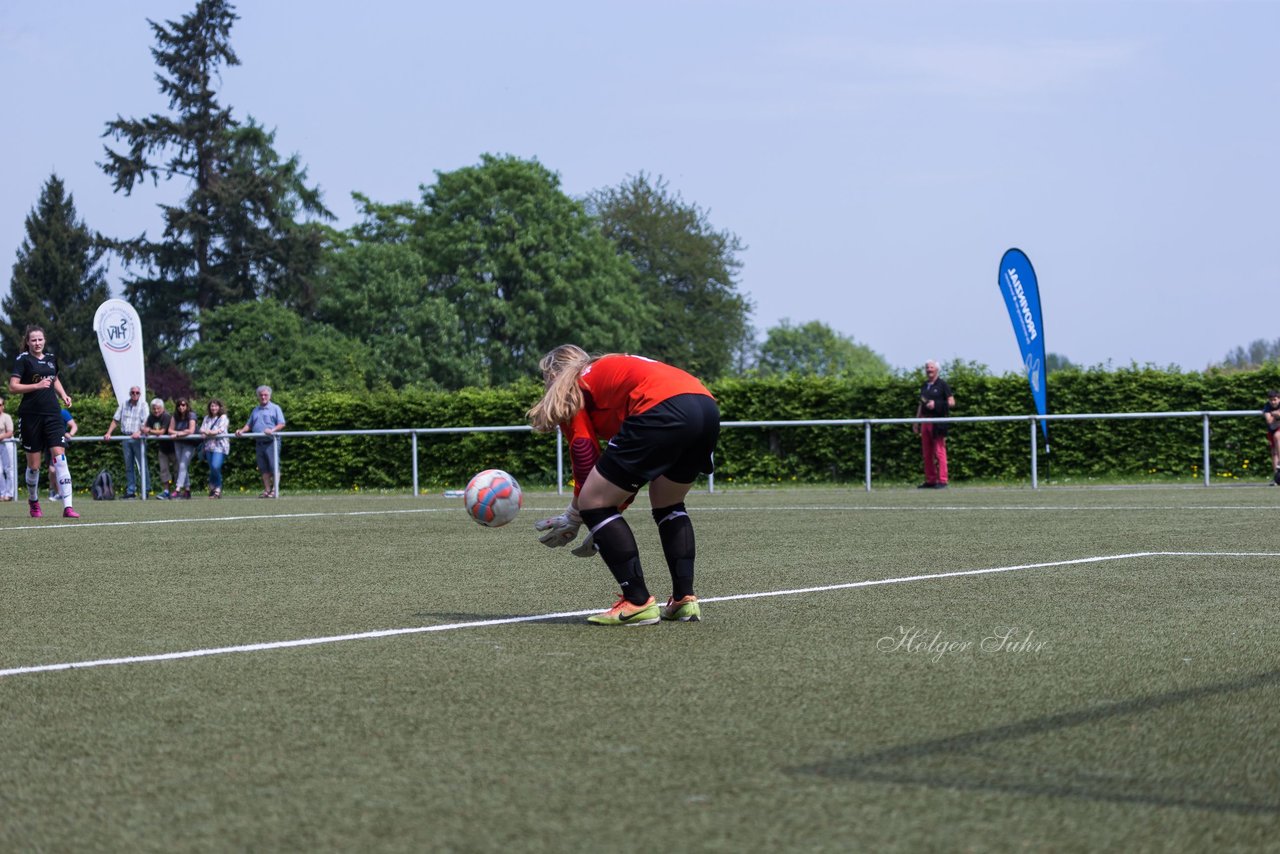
1263, 390, 1280, 485
169, 398, 198, 499
145, 398, 175, 499
104, 386, 147, 499
913, 360, 955, 489
200, 398, 229, 498
236, 386, 285, 498
0, 398, 13, 501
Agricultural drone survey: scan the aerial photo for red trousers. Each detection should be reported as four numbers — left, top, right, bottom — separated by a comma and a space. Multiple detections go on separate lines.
921, 423, 948, 485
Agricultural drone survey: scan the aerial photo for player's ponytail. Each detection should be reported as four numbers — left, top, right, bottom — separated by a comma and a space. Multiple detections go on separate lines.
528, 344, 592, 432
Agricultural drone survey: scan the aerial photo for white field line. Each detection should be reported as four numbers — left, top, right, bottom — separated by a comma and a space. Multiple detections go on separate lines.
0, 508, 450, 533
4, 550, 1278, 680
696, 505, 1280, 512
1, 503, 1276, 536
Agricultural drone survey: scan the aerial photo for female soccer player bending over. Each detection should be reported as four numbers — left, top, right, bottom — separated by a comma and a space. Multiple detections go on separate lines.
528, 345, 720, 626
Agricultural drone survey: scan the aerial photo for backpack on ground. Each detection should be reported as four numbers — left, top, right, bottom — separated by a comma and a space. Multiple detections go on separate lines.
91, 469, 115, 501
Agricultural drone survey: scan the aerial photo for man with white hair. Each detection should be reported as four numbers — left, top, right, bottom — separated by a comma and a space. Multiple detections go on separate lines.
913, 360, 956, 489
104, 384, 147, 499
236, 385, 286, 498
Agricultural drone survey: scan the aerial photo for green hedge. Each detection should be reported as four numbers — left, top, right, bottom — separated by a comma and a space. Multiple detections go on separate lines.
712, 366, 1280, 485
8, 366, 1279, 494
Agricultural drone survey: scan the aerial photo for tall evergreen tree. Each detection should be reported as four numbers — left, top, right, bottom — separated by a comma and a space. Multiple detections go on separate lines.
1, 175, 110, 392
100, 0, 330, 364
588, 173, 753, 380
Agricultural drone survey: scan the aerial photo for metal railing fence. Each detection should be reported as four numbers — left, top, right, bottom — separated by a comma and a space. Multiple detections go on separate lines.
715, 409, 1261, 491
0, 409, 1266, 499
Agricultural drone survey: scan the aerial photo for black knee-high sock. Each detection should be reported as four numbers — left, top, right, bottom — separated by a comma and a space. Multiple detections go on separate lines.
652, 503, 695, 600
579, 506, 650, 605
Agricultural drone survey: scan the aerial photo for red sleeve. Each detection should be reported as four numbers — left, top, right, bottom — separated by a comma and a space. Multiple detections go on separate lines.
564, 410, 601, 498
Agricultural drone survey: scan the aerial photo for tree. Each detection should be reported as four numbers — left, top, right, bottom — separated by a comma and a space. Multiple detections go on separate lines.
1218, 338, 1280, 371
1045, 352, 1080, 373
314, 228, 481, 390
100, 0, 330, 363
202, 120, 330, 314
755, 319, 891, 378
1, 174, 110, 392
179, 298, 369, 395
587, 174, 752, 379
414, 155, 651, 386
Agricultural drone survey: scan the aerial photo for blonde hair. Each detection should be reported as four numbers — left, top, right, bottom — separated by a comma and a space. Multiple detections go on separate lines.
527, 344, 594, 432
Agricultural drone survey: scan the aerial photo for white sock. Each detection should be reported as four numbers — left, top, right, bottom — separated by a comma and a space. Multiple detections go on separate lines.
53, 455, 73, 508
25, 467, 39, 501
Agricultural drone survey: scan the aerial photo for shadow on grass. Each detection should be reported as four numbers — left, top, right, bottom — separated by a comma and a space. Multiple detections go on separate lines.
795, 669, 1280, 815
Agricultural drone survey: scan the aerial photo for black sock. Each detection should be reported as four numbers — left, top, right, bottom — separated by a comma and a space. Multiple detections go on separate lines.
652, 503, 695, 600
580, 506, 650, 605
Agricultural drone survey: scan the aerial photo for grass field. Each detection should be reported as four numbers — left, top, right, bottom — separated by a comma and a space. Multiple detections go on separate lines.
2, 485, 1279, 851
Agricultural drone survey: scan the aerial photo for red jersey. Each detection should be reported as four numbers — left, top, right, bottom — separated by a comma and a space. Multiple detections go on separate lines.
562, 354, 713, 493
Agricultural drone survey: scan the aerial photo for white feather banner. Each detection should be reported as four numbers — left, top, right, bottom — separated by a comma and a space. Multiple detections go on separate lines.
93, 299, 146, 410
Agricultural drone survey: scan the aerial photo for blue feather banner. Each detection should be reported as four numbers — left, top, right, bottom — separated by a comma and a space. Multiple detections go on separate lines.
998, 248, 1048, 445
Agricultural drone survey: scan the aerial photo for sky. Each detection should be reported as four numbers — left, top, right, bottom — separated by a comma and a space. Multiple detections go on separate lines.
2, 0, 1277, 375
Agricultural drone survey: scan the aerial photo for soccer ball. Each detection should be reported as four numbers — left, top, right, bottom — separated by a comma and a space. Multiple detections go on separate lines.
464, 469, 523, 527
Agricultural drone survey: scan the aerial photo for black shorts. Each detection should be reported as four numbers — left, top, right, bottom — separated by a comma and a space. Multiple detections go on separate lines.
595, 394, 720, 493
19, 413, 65, 454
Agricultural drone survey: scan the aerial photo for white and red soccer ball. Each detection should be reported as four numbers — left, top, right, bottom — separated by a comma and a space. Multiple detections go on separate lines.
463, 469, 523, 527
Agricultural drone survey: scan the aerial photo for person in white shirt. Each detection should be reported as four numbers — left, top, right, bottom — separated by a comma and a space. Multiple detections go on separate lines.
199, 399, 230, 498
0, 398, 14, 501
103, 385, 148, 499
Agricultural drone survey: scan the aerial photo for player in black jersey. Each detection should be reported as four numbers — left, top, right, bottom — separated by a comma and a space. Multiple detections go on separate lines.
8, 326, 79, 519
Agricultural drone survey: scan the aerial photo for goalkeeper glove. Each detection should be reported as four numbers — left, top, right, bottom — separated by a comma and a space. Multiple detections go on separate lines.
570, 531, 598, 558
534, 505, 581, 547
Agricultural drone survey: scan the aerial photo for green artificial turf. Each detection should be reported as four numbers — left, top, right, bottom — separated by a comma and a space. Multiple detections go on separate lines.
2, 486, 1278, 851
